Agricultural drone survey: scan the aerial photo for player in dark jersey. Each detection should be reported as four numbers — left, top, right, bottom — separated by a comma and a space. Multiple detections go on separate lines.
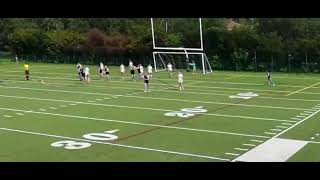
144, 73, 150, 93
105, 65, 110, 80
266, 70, 275, 86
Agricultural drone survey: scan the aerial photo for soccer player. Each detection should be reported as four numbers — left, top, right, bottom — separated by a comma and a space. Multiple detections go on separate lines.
84, 66, 90, 83
120, 63, 125, 79
129, 62, 135, 80
189, 61, 196, 75
139, 64, 144, 79
144, 73, 150, 93
77, 62, 82, 81
105, 65, 110, 80
266, 70, 275, 86
23, 63, 30, 80
178, 71, 184, 91
147, 64, 153, 77
137, 64, 141, 79
167, 62, 173, 78
98, 62, 104, 79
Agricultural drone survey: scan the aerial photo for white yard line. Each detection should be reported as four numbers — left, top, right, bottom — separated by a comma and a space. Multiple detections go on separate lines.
234, 148, 248, 151
4, 74, 320, 95
0, 85, 309, 111
276, 126, 289, 129
0, 107, 271, 139
264, 132, 277, 135
224, 75, 242, 80
281, 123, 293, 126
0, 94, 295, 123
270, 129, 283, 132
250, 139, 263, 143
225, 153, 240, 156
3, 115, 12, 118
0, 127, 229, 161
15, 113, 24, 116
243, 144, 256, 147
286, 82, 320, 96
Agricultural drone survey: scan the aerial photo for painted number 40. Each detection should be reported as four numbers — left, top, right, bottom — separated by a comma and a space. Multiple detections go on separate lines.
51, 130, 119, 150
164, 106, 207, 118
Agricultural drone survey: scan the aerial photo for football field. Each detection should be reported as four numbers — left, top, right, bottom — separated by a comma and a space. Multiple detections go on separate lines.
1, 62, 320, 162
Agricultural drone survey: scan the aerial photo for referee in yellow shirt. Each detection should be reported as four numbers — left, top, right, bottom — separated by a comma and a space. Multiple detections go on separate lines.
24, 63, 30, 80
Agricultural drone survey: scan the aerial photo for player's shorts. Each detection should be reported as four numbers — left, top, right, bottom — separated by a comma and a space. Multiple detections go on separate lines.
144, 80, 149, 84
148, 70, 152, 74
131, 70, 135, 74
168, 69, 172, 72
106, 72, 109, 75
81, 72, 85, 78
138, 69, 141, 74
178, 80, 183, 83
25, 70, 29, 75
99, 69, 103, 74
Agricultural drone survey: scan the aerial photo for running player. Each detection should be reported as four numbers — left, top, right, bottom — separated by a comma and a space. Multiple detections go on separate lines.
144, 73, 150, 93
178, 71, 184, 91
147, 64, 153, 77
23, 63, 30, 80
167, 62, 173, 78
77, 62, 82, 81
120, 63, 125, 79
105, 65, 110, 80
266, 70, 275, 86
98, 62, 104, 79
80, 67, 85, 82
189, 61, 196, 75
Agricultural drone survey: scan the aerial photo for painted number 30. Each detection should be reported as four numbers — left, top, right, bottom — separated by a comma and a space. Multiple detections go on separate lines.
51, 130, 119, 150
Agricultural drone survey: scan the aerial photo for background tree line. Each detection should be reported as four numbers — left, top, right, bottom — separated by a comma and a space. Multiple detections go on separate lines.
1, 18, 320, 72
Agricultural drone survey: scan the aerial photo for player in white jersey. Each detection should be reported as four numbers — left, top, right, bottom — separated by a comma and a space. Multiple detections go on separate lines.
84, 66, 90, 83
105, 65, 110, 80
139, 64, 144, 79
98, 62, 104, 79
77, 62, 82, 81
147, 64, 153, 77
129, 62, 135, 80
143, 73, 150, 93
120, 63, 125, 79
167, 63, 173, 78
177, 71, 184, 91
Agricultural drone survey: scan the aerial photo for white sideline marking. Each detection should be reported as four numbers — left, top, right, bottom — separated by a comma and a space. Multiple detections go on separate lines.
4, 115, 12, 118
286, 82, 320, 96
281, 123, 293, 126
225, 153, 239, 156
0, 127, 229, 161
233, 138, 308, 162
270, 129, 282, 132
0, 94, 294, 123
0, 107, 271, 139
69, 104, 76, 106
3, 81, 320, 104
276, 126, 288, 129
243, 144, 256, 147
60, 105, 67, 108
49, 107, 57, 110
265, 132, 277, 135
234, 148, 248, 151
15, 113, 24, 116
39, 109, 46, 112
250, 139, 263, 143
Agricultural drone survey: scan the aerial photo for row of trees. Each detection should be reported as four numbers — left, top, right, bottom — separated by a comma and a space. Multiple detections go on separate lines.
1, 18, 320, 72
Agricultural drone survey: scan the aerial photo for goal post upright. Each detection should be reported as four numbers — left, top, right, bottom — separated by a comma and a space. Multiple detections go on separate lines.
151, 18, 210, 74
